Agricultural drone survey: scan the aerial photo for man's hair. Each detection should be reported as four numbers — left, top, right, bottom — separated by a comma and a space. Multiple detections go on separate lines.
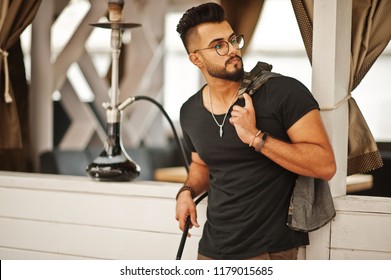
176, 2, 225, 54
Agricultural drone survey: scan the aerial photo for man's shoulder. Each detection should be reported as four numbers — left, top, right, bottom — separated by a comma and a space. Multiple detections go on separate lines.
263, 75, 311, 97
180, 87, 203, 114
267, 75, 306, 88
182, 90, 201, 106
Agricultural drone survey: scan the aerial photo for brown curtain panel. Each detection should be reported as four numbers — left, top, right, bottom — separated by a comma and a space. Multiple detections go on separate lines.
221, 0, 265, 55
291, 0, 391, 175
0, 0, 42, 172
0, 0, 42, 150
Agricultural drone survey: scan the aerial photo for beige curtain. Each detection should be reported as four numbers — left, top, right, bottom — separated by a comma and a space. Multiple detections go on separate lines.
221, 0, 265, 55
0, 0, 42, 149
0, 0, 42, 172
291, 0, 391, 175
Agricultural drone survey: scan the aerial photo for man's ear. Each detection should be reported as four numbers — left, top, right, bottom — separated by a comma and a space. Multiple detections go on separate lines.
189, 53, 203, 68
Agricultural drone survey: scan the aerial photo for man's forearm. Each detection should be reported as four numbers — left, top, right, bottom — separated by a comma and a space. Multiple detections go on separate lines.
258, 135, 336, 181
183, 160, 210, 197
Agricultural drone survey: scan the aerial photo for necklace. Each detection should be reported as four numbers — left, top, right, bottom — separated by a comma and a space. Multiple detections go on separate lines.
208, 86, 237, 137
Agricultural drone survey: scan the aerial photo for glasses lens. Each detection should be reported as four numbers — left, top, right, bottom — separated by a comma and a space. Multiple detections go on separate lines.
232, 35, 244, 49
214, 36, 245, 56
215, 41, 229, 56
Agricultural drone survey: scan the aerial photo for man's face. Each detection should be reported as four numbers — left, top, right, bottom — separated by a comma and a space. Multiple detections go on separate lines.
191, 21, 244, 82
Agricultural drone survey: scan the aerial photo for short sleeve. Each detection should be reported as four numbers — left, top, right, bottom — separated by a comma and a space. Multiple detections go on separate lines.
266, 76, 319, 131
180, 99, 197, 153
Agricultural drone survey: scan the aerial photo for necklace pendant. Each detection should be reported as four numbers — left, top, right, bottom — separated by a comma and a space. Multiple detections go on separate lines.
219, 126, 223, 137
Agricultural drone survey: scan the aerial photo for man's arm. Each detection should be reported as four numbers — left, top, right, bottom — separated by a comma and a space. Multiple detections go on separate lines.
258, 109, 336, 180
230, 93, 336, 181
175, 152, 210, 235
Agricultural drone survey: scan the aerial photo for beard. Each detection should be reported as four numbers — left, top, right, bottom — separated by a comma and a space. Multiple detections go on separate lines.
204, 55, 244, 82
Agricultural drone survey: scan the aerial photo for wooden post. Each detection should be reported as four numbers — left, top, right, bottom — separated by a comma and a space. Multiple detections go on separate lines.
306, 0, 352, 259
30, 0, 53, 170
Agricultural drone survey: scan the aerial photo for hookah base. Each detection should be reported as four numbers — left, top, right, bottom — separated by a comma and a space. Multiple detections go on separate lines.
87, 161, 140, 182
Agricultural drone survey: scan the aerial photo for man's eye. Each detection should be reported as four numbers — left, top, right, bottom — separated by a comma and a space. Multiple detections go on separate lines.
215, 42, 224, 49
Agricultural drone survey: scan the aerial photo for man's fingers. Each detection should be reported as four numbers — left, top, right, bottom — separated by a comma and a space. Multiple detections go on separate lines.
178, 211, 199, 238
178, 215, 193, 238
189, 208, 199, 228
190, 215, 199, 228
242, 93, 254, 110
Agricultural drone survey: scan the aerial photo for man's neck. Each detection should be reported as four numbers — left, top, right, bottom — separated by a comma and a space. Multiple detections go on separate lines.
206, 79, 241, 104
202, 82, 240, 115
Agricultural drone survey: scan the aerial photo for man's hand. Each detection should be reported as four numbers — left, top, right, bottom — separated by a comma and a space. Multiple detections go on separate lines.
175, 153, 209, 236
229, 93, 258, 144
175, 190, 199, 237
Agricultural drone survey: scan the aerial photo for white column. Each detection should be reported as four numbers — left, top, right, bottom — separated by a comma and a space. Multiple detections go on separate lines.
30, 0, 53, 170
306, 0, 352, 259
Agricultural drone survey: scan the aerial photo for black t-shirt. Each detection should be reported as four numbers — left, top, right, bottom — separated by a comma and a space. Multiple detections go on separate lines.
180, 75, 318, 259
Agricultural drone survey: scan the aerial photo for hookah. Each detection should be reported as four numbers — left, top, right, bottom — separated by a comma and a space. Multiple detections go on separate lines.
87, 0, 142, 181
86, 0, 189, 182
86, 0, 205, 260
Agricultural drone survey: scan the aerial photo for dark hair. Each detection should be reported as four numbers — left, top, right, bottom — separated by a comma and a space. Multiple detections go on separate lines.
176, 2, 225, 53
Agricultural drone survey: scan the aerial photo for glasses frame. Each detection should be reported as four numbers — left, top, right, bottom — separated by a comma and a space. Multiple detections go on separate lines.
193, 35, 245, 56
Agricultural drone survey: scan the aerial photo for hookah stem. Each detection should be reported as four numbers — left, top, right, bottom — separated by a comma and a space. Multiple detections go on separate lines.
108, 0, 123, 109
111, 27, 121, 110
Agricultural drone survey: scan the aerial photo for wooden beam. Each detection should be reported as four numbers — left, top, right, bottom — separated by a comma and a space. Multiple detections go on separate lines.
78, 50, 110, 123
306, 0, 352, 260
52, 1, 106, 93
59, 79, 106, 149
118, 0, 168, 147
30, 0, 54, 170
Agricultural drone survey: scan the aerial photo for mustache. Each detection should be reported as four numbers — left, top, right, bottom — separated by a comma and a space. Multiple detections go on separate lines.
225, 55, 242, 66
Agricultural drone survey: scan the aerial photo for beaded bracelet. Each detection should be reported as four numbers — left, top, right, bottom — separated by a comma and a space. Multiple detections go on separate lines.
249, 130, 262, 147
176, 185, 196, 200
255, 132, 268, 152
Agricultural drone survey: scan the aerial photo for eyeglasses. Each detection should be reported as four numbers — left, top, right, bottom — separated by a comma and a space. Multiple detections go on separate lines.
193, 35, 245, 56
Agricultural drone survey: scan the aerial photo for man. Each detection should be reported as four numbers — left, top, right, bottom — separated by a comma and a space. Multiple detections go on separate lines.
175, 2, 336, 260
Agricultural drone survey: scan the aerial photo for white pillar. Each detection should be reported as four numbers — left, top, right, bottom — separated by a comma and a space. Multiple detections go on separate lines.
30, 0, 53, 170
306, 0, 352, 259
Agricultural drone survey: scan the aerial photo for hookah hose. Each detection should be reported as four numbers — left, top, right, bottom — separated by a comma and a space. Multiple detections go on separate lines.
130, 96, 208, 259
132, 96, 190, 170
175, 192, 208, 260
